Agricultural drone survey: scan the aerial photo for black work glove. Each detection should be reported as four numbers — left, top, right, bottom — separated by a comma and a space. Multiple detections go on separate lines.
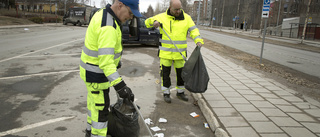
114, 81, 134, 102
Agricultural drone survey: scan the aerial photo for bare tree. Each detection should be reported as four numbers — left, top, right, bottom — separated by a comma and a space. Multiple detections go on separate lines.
100, 0, 107, 8
145, 4, 154, 18
154, 1, 161, 15
161, 0, 169, 12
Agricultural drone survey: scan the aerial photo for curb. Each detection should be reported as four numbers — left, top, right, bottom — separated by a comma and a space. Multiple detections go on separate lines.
0, 23, 62, 29
191, 93, 229, 137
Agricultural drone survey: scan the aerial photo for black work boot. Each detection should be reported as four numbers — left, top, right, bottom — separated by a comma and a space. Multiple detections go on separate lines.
164, 94, 171, 103
85, 130, 91, 137
177, 92, 188, 101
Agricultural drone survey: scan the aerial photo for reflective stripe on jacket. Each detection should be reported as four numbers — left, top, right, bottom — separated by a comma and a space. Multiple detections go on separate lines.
145, 9, 204, 60
80, 5, 123, 86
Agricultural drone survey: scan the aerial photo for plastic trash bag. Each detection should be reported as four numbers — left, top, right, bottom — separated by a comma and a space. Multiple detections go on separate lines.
181, 46, 209, 93
107, 98, 140, 137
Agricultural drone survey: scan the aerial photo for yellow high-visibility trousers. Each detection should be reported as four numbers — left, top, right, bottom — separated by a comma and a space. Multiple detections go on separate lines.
85, 82, 111, 137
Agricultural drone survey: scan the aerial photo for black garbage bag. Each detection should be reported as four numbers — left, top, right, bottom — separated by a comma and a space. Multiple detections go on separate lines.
107, 98, 140, 137
181, 46, 209, 93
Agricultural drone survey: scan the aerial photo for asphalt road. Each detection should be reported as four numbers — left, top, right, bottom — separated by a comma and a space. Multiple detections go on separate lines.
200, 30, 320, 79
0, 25, 214, 137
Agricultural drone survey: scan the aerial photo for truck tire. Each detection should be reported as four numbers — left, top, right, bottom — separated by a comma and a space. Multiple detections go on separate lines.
77, 21, 82, 26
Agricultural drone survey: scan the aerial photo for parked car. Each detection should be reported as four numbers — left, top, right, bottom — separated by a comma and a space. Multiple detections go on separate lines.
122, 16, 160, 46
63, 7, 93, 26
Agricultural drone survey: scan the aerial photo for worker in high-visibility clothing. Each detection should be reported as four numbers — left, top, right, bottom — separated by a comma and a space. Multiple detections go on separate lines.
145, 0, 204, 103
80, 0, 142, 136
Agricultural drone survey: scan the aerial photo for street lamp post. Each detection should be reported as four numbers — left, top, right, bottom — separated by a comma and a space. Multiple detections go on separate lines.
276, 0, 281, 35
196, 0, 201, 26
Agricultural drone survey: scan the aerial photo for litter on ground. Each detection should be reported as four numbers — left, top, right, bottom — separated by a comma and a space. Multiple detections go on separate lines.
154, 133, 164, 137
150, 126, 161, 132
159, 118, 167, 123
144, 118, 153, 125
190, 112, 199, 117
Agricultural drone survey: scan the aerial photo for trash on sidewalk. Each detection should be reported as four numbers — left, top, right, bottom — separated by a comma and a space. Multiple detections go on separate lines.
159, 118, 167, 123
144, 118, 153, 125
154, 133, 164, 137
155, 79, 160, 84
203, 122, 209, 128
190, 112, 199, 117
24, 28, 29, 31
150, 126, 161, 132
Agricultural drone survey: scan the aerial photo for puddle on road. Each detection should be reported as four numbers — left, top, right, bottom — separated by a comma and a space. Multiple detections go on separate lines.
119, 65, 146, 77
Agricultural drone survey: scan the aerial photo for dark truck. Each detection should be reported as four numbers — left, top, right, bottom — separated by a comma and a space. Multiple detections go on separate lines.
88, 9, 159, 46
122, 16, 159, 46
63, 7, 93, 26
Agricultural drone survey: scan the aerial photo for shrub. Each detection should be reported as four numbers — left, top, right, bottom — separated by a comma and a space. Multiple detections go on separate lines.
43, 17, 61, 23
28, 17, 44, 24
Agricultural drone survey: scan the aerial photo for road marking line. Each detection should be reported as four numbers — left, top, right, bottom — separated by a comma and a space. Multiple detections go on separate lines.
18, 53, 81, 58
0, 38, 84, 63
0, 70, 79, 80
0, 116, 75, 136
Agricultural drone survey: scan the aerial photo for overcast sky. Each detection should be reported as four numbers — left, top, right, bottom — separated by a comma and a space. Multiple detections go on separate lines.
89, 0, 160, 13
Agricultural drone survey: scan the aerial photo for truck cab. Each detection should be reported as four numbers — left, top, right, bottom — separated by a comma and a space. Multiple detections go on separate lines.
63, 7, 92, 26
122, 16, 160, 46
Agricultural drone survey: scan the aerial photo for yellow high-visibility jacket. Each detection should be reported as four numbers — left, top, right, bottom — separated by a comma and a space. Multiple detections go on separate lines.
145, 9, 204, 60
80, 5, 123, 86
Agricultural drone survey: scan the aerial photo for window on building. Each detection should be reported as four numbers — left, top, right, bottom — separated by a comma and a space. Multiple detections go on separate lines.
283, 3, 288, 13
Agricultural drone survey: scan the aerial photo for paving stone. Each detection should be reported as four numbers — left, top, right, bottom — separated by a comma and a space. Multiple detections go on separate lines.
226, 97, 250, 104
240, 112, 269, 121
230, 84, 250, 90
213, 82, 230, 87
243, 94, 265, 101
304, 109, 320, 117
302, 122, 320, 133
293, 103, 318, 109
267, 98, 290, 105
236, 89, 256, 95
250, 122, 282, 133
222, 77, 237, 81
259, 108, 287, 117
281, 96, 304, 102
251, 88, 270, 93
258, 93, 279, 98
256, 81, 274, 86
209, 78, 225, 84
226, 80, 243, 85
272, 90, 292, 96
245, 83, 262, 88
260, 133, 288, 137
277, 105, 302, 113
287, 113, 316, 122
214, 107, 240, 117
251, 101, 275, 108
265, 86, 283, 91
208, 100, 232, 108
239, 79, 255, 83
219, 116, 249, 127
269, 117, 302, 127
227, 127, 259, 137
220, 91, 242, 97
232, 104, 259, 112
281, 127, 317, 137
216, 86, 235, 92
203, 93, 225, 101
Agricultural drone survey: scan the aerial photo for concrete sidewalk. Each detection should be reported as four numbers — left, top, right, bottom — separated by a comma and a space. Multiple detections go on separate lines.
188, 42, 320, 137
